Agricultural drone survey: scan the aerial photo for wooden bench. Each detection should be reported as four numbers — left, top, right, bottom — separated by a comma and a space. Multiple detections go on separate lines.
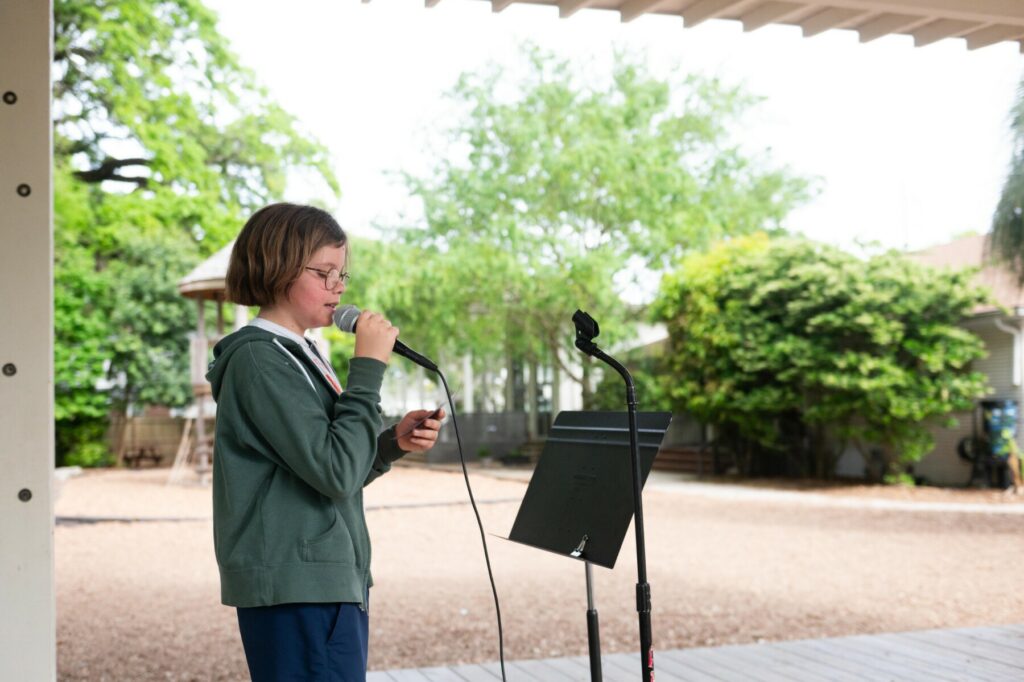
655, 446, 716, 475
122, 446, 162, 468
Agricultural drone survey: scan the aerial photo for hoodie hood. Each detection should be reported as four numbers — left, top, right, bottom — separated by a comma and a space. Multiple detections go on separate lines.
206, 326, 279, 400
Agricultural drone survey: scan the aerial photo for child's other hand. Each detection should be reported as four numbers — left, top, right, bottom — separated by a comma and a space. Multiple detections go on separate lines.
396, 408, 446, 453
353, 310, 399, 364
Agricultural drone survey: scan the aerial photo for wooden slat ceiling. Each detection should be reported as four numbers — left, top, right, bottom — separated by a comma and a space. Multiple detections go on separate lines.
442, 0, 1024, 51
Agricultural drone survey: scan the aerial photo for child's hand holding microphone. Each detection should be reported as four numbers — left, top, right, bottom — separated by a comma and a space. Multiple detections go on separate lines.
352, 310, 399, 364
334, 304, 439, 372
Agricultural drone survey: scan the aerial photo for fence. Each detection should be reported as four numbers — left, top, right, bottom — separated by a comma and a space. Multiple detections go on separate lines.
107, 413, 186, 467
423, 410, 715, 474
103, 409, 714, 473
426, 411, 531, 464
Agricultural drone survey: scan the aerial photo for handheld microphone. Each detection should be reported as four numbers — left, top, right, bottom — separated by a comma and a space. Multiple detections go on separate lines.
333, 304, 439, 373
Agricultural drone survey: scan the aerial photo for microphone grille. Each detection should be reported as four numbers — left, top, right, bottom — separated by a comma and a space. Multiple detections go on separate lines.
333, 304, 361, 333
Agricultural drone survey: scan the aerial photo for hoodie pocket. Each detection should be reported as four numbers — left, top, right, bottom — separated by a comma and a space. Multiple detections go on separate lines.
302, 507, 356, 565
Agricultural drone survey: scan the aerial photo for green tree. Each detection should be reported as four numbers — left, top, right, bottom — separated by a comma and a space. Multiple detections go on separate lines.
654, 234, 991, 481
53, 0, 338, 465
395, 48, 810, 408
990, 76, 1024, 279
591, 356, 674, 413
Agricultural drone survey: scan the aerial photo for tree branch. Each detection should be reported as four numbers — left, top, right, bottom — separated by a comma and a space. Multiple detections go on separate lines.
54, 46, 99, 62
544, 328, 584, 385
74, 157, 151, 186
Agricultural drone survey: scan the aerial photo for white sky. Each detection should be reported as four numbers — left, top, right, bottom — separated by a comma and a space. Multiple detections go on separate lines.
207, 0, 1022, 254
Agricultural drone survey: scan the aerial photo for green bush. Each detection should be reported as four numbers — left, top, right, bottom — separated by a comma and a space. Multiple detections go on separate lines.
57, 417, 113, 468
592, 360, 673, 413
654, 234, 991, 480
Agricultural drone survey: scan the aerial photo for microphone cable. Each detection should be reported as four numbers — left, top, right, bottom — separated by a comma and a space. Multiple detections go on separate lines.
336, 303, 507, 677
436, 369, 507, 681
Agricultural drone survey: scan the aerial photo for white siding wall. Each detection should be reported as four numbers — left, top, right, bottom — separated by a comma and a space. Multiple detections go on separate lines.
916, 322, 1021, 486
915, 411, 974, 486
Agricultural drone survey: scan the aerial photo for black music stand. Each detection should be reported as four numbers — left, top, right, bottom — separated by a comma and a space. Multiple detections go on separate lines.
506, 410, 672, 681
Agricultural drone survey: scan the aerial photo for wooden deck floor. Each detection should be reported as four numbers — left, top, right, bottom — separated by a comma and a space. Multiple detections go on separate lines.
367, 623, 1024, 681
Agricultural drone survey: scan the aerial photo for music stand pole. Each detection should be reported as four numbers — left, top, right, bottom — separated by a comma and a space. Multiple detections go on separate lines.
585, 562, 602, 681
573, 310, 655, 682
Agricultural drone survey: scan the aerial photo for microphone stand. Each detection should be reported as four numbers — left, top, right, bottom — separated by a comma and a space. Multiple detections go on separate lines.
572, 310, 654, 682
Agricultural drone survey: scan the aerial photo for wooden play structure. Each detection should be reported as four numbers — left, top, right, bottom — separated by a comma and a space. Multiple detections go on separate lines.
168, 241, 242, 484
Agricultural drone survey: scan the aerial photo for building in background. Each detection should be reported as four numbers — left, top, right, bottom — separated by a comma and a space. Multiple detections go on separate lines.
833, 233, 1024, 485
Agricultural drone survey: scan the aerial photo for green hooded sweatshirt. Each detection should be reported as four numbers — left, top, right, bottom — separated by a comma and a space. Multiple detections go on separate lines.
206, 325, 404, 608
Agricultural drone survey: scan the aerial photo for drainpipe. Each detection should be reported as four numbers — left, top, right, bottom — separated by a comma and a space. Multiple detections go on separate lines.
994, 316, 1022, 386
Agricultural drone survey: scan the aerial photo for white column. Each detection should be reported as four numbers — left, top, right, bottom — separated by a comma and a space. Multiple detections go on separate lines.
551, 350, 561, 415
0, 1, 56, 679
557, 347, 584, 411
527, 360, 538, 439
461, 353, 475, 413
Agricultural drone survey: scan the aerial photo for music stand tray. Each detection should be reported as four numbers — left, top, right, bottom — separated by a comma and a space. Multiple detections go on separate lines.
507, 410, 671, 569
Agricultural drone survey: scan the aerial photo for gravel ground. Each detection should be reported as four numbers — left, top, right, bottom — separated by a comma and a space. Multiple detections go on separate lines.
55, 466, 1024, 680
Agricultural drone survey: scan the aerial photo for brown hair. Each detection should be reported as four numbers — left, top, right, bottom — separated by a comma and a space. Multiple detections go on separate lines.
225, 203, 347, 307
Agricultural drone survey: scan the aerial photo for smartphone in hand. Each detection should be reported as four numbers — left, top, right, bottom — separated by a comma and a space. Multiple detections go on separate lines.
393, 401, 448, 441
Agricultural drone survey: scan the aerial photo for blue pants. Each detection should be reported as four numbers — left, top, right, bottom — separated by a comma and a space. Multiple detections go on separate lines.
236, 601, 369, 682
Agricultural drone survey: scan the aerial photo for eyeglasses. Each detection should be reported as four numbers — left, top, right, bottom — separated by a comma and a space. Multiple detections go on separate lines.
305, 266, 350, 290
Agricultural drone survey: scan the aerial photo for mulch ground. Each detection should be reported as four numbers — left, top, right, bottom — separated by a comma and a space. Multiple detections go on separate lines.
55, 466, 1024, 680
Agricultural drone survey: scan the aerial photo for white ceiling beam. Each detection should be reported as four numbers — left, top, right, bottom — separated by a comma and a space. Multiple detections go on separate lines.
801, 7, 868, 37
475, 0, 1024, 48
559, 0, 597, 19
911, 18, 981, 46
856, 13, 931, 42
620, 0, 671, 23
964, 23, 1024, 50
739, 2, 805, 32
682, 0, 749, 28
425, 0, 442, 7
792, 0, 1024, 26
484, 0, 1024, 27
